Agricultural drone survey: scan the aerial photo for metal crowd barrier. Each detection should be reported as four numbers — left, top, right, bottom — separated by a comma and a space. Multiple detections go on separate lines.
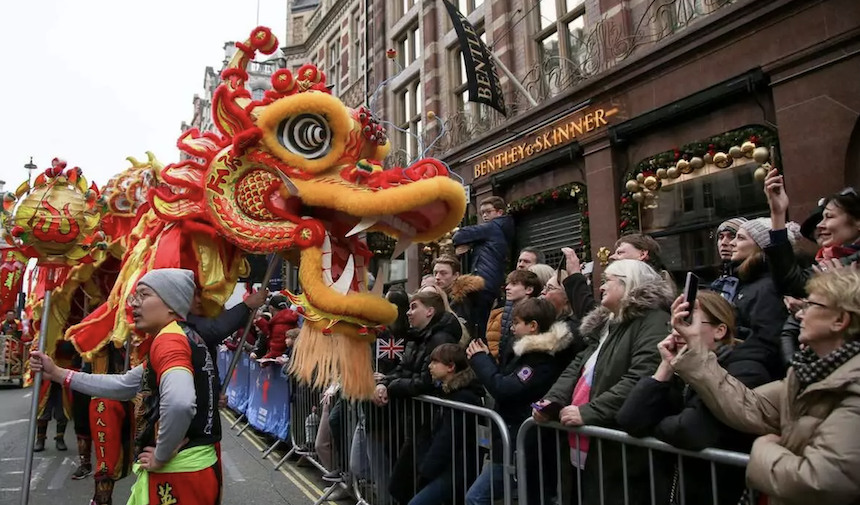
0, 335, 26, 387
516, 418, 752, 505
224, 373, 756, 505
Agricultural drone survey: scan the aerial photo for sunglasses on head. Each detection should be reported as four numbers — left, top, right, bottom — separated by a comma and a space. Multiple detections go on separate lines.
818, 187, 858, 207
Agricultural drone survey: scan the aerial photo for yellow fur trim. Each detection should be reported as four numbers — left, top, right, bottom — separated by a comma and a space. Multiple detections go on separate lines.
288, 325, 375, 400
256, 92, 351, 174
293, 176, 466, 243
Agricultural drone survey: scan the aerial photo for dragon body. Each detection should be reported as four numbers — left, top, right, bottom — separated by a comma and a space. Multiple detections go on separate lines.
66, 26, 466, 399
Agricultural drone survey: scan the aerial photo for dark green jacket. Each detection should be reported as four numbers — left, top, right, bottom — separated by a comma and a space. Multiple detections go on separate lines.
543, 279, 673, 505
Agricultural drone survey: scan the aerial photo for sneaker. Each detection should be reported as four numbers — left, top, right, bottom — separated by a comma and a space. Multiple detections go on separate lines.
326, 485, 351, 500
33, 438, 45, 453
322, 470, 344, 483
71, 464, 93, 480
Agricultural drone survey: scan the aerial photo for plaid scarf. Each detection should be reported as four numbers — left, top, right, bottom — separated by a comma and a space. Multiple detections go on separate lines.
791, 340, 860, 391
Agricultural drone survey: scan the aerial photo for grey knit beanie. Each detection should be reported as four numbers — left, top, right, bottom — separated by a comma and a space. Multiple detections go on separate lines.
716, 217, 747, 237
137, 268, 196, 319
741, 217, 802, 250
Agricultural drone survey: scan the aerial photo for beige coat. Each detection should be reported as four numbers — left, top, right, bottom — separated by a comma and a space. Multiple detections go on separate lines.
673, 344, 860, 505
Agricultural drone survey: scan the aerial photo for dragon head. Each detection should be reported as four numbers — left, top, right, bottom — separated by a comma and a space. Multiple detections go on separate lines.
152, 27, 465, 332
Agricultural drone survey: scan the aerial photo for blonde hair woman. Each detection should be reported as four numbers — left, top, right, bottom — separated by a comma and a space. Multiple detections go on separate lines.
668, 270, 860, 505
527, 263, 556, 286
536, 259, 673, 505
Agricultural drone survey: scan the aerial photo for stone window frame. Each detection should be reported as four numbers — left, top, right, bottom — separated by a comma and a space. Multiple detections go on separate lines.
327, 35, 341, 97
533, 0, 588, 93
395, 78, 423, 161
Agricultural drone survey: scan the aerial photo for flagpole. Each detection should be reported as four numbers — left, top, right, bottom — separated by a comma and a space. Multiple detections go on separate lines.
490, 52, 538, 107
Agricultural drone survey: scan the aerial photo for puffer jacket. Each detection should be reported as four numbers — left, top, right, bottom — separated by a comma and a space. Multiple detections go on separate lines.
470, 321, 575, 462
735, 261, 787, 378
382, 312, 462, 398
673, 344, 860, 505
543, 280, 673, 505
452, 215, 515, 294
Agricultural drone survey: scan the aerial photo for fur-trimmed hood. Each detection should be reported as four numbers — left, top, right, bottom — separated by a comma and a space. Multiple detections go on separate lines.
580, 281, 674, 341
449, 274, 485, 303
512, 321, 575, 357
441, 367, 477, 393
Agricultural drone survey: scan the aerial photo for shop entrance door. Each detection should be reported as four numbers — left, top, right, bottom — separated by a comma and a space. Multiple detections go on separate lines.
514, 203, 585, 268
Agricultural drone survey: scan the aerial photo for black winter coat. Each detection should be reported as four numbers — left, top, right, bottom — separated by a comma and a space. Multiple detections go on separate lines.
617, 345, 772, 505
448, 274, 485, 341
734, 262, 788, 378
382, 312, 462, 398
764, 228, 860, 299
562, 272, 597, 320
470, 321, 575, 463
414, 369, 484, 503
452, 215, 514, 294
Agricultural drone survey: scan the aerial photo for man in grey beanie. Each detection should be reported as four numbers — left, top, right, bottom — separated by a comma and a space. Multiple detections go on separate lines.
711, 217, 747, 302
29, 267, 224, 504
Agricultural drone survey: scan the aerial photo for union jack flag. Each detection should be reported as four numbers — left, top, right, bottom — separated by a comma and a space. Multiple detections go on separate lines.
376, 338, 405, 360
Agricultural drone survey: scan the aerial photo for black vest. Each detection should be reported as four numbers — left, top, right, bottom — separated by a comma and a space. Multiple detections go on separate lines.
135, 322, 221, 456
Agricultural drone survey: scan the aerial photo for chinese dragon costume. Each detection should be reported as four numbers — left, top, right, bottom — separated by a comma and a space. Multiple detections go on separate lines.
65, 26, 465, 405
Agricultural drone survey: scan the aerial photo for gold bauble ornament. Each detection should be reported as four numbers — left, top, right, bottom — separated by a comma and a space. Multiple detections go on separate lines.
656, 168, 668, 179
626, 180, 640, 193
632, 191, 645, 203
689, 157, 704, 170
703, 153, 714, 165
729, 146, 743, 159
636, 173, 645, 184
713, 152, 730, 168
667, 167, 680, 179
644, 176, 658, 191
753, 147, 770, 164
754, 166, 768, 182
677, 159, 692, 174
741, 141, 756, 157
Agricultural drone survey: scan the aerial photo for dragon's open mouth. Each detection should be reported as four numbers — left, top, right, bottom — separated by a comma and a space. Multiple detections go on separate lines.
264, 169, 465, 328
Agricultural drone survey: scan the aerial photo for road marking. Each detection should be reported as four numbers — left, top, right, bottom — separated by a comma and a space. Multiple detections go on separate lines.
5, 471, 23, 475
0, 457, 44, 462
0, 487, 21, 492
30, 456, 54, 489
220, 452, 245, 482
48, 457, 75, 490
0, 430, 6, 442
0, 419, 27, 428
23, 392, 32, 398
219, 411, 337, 505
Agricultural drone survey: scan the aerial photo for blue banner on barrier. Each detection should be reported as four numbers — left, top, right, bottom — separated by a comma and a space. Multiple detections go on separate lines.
226, 352, 251, 412
245, 361, 291, 440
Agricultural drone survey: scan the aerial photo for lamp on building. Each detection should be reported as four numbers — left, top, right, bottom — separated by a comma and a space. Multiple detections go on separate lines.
23, 157, 36, 186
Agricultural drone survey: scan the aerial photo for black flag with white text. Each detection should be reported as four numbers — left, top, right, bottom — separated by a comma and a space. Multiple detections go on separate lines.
442, 0, 507, 116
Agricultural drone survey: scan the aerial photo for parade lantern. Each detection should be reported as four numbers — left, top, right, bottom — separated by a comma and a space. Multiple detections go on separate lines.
1, 158, 107, 354
0, 158, 106, 505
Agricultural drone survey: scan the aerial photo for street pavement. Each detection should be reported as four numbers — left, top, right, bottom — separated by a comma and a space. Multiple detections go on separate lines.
0, 385, 341, 505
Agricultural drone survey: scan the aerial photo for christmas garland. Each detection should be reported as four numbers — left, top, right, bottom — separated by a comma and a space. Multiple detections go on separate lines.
507, 182, 591, 262
620, 124, 778, 235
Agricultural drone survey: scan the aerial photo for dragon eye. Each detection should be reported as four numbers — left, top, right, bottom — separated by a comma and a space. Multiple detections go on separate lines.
277, 113, 332, 160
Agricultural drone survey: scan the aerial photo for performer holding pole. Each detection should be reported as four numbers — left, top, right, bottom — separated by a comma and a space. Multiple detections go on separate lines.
20, 289, 51, 505
222, 255, 280, 383
30, 268, 223, 505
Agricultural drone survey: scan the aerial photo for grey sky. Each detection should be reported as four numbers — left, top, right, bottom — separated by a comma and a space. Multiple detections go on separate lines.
0, 0, 287, 189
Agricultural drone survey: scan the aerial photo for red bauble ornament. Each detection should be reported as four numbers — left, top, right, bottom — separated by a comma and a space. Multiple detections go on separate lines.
10, 225, 24, 237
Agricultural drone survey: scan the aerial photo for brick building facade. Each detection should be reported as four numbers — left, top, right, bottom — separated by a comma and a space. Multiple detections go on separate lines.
355, 0, 860, 287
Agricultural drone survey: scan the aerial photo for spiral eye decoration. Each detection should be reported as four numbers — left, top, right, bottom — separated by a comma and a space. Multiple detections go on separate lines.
277, 113, 332, 160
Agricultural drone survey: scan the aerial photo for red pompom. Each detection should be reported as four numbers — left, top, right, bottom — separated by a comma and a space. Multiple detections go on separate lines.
10, 225, 24, 237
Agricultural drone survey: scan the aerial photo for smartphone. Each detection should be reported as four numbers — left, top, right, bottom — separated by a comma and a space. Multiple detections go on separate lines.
682, 272, 699, 323
530, 401, 563, 420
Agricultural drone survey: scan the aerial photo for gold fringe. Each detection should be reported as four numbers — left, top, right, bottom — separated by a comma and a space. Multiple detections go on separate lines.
288, 325, 375, 400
